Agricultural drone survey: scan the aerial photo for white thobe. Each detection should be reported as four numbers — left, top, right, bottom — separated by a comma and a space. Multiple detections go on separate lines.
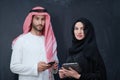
10, 32, 58, 80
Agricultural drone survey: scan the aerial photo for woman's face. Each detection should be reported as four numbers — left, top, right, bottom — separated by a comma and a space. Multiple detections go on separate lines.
74, 22, 85, 40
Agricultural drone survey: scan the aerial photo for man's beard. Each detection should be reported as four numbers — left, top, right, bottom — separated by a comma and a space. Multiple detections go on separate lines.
32, 24, 44, 32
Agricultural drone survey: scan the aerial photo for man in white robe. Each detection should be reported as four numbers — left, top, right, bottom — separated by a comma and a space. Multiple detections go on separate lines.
10, 6, 59, 80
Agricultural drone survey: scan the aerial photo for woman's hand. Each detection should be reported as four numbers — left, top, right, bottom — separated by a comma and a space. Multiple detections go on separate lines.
59, 68, 66, 78
59, 67, 81, 79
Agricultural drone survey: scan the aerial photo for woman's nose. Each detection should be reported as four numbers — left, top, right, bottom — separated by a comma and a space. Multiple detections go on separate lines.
78, 30, 82, 34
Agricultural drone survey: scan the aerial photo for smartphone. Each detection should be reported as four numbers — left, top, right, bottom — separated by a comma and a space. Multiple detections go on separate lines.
48, 61, 55, 65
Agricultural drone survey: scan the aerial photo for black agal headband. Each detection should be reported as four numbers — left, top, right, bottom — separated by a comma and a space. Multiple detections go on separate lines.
29, 9, 47, 13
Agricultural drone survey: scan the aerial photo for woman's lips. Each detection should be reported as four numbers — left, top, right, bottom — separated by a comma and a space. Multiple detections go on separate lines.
77, 35, 82, 38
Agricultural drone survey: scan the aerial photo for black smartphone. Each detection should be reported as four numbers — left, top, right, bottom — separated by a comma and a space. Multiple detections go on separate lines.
48, 61, 55, 65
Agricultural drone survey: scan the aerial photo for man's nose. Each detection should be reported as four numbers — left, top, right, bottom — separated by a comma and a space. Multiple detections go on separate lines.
39, 21, 42, 24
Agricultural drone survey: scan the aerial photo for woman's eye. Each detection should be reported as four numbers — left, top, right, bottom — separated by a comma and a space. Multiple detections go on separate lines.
74, 27, 78, 30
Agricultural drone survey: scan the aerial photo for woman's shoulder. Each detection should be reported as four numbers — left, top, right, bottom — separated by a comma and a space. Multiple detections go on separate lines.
84, 45, 101, 59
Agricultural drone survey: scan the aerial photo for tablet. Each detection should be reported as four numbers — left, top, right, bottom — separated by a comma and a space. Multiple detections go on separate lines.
62, 62, 81, 73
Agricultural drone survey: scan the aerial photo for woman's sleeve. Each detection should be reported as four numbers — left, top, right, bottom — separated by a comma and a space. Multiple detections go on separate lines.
80, 51, 107, 80
10, 37, 38, 76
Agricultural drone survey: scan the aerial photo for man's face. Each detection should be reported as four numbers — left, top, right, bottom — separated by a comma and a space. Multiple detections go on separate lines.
32, 15, 45, 32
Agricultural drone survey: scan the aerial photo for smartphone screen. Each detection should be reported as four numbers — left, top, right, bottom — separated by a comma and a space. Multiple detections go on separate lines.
48, 61, 55, 65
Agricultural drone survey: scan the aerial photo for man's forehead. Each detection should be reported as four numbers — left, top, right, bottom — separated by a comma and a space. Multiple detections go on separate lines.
34, 15, 45, 18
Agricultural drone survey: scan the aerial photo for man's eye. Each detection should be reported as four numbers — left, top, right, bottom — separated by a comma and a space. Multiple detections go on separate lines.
42, 18, 45, 21
36, 18, 39, 20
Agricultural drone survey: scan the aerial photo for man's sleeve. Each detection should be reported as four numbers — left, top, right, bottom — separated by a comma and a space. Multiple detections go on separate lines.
10, 37, 38, 76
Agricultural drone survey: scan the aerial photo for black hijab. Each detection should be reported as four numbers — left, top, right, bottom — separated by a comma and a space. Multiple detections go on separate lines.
69, 17, 98, 55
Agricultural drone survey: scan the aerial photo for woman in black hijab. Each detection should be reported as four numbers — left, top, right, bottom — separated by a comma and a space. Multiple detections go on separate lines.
59, 18, 107, 80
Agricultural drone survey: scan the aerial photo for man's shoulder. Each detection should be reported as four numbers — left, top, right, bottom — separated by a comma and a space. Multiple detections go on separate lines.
16, 33, 30, 41
12, 33, 31, 49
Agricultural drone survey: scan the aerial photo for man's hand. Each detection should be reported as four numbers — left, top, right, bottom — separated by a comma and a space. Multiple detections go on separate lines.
38, 61, 51, 72
51, 62, 58, 70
